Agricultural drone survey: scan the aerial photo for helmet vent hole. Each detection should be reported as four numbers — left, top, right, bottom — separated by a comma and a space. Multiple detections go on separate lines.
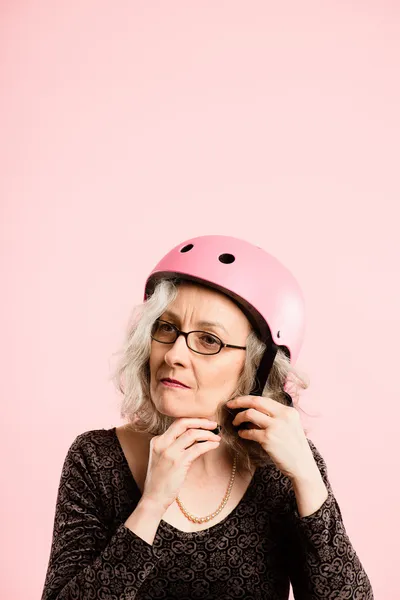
218, 253, 235, 264
277, 331, 281, 338
180, 244, 194, 253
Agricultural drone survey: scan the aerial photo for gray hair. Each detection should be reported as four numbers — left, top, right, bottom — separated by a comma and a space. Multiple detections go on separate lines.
110, 278, 310, 475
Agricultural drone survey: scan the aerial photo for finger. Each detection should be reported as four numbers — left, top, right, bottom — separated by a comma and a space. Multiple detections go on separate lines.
237, 427, 265, 442
227, 395, 280, 417
174, 428, 221, 451
186, 440, 221, 462
156, 418, 218, 452
232, 408, 271, 429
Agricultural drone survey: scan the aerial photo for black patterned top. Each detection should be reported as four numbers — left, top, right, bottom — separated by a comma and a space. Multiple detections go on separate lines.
41, 427, 373, 600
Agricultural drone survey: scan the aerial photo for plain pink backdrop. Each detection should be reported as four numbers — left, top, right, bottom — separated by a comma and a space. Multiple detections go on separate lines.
1, 1, 398, 598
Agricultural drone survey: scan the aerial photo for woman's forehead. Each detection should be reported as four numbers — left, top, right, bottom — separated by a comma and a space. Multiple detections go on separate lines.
165, 283, 251, 331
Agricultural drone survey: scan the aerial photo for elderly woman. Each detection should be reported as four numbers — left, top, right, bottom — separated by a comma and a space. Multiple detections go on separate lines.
41, 235, 373, 600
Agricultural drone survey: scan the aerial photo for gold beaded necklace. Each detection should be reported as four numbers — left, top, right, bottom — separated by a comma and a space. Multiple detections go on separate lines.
175, 453, 237, 523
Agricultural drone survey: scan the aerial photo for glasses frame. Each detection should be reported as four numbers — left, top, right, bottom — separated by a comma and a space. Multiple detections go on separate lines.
151, 319, 247, 356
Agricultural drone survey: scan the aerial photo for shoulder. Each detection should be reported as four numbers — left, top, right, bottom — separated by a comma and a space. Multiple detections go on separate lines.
62, 427, 125, 476
68, 425, 150, 462
68, 427, 117, 455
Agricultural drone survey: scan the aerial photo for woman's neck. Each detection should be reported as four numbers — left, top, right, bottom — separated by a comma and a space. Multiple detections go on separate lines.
187, 440, 234, 480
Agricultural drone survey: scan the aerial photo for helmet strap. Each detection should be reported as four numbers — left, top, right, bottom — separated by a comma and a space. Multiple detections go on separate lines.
250, 345, 278, 396
250, 345, 294, 407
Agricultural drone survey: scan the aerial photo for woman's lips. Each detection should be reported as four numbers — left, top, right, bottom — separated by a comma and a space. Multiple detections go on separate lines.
161, 380, 189, 389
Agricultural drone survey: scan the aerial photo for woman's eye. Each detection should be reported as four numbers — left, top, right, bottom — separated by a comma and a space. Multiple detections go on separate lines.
160, 323, 174, 331
200, 334, 219, 346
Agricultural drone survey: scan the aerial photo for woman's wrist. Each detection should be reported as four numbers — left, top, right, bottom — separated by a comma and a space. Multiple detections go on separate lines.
290, 467, 329, 518
138, 495, 168, 516
124, 498, 166, 545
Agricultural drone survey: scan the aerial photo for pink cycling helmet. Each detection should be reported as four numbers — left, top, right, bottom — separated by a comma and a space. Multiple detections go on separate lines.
144, 235, 306, 396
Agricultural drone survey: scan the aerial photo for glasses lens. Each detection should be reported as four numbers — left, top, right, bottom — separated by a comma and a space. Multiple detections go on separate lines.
151, 320, 177, 343
188, 332, 222, 355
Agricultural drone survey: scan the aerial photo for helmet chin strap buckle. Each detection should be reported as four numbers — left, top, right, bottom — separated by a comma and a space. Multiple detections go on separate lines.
211, 425, 222, 436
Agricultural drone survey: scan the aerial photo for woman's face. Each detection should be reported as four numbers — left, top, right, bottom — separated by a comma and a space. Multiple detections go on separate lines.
149, 282, 252, 421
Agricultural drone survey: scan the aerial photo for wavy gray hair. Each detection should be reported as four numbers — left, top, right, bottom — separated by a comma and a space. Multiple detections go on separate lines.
110, 278, 310, 475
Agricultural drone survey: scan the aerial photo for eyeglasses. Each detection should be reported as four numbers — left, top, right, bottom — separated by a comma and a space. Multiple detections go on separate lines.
151, 319, 247, 356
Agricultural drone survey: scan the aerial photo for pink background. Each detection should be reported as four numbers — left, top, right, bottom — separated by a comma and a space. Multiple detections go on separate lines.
1, 1, 398, 597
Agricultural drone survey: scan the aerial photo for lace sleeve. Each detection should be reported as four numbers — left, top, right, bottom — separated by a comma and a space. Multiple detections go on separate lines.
282, 439, 374, 599
41, 434, 159, 600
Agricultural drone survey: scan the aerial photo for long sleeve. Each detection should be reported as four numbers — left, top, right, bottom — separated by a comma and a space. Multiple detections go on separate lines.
41, 434, 160, 600
282, 439, 374, 599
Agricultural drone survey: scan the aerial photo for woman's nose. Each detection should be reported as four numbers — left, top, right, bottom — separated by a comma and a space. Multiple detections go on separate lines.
164, 334, 191, 364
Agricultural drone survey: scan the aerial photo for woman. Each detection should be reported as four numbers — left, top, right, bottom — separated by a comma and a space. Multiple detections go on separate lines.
41, 234, 374, 599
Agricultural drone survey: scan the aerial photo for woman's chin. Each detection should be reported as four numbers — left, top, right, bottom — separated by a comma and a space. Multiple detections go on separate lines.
153, 393, 216, 422
156, 403, 207, 421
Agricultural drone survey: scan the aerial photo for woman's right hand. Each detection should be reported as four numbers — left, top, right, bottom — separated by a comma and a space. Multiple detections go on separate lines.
141, 418, 222, 512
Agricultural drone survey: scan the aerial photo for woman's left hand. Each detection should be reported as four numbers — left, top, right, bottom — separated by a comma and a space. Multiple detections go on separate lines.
226, 395, 317, 481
